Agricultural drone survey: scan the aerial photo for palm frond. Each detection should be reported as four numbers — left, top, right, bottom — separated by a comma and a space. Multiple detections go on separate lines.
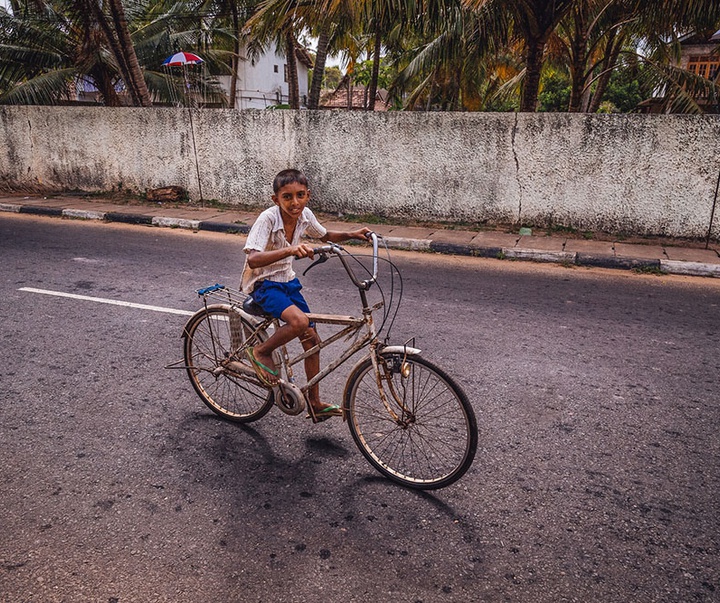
0, 66, 76, 103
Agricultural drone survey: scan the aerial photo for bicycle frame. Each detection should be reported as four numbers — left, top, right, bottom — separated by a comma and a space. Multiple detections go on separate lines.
236, 233, 421, 417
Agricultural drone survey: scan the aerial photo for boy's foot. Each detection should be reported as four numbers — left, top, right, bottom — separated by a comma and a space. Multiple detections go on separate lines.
246, 347, 278, 386
307, 403, 343, 423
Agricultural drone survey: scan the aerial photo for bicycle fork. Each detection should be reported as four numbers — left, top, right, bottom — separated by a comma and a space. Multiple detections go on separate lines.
371, 345, 416, 427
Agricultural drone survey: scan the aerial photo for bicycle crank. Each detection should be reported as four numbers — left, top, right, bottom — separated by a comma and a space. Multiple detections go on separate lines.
272, 380, 306, 416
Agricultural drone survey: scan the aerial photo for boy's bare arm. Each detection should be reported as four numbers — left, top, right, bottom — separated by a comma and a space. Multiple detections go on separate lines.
246, 244, 316, 269
321, 227, 372, 244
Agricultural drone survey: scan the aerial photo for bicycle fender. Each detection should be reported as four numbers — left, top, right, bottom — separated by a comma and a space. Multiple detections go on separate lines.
380, 345, 422, 356
236, 307, 265, 326
348, 345, 423, 372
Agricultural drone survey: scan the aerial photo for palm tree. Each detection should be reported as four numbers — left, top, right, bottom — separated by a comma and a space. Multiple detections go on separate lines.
307, 3, 359, 110
461, 0, 575, 111
389, 1, 519, 111
0, 0, 153, 105
361, 0, 400, 110
1, 0, 233, 106
0, 0, 124, 104
98, 0, 153, 105
550, 0, 638, 112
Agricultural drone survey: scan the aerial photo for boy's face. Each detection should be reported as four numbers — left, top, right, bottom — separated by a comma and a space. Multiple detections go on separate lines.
272, 181, 310, 221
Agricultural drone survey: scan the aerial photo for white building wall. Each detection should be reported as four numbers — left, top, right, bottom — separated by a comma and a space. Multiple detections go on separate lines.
217, 43, 309, 109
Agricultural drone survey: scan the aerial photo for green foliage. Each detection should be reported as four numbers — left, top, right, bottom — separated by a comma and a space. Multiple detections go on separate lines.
596, 101, 619, 113
0, 0, 232, 106
602, 64, 650, 113
309, 65, 343, 90
2, 0, 719, 113
538, 71, 571, 112
352, 58, 394, 90
323, 65, 343, 89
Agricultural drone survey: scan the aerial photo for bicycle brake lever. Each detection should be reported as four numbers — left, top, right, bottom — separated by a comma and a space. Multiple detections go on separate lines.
302, 252, 328, 276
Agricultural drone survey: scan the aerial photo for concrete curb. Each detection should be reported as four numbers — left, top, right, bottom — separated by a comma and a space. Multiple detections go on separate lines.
660, 260, 720, 277
63, 209, 106, 220
503, 248, 577, 263
3, 201, 719, 278
197, 221, 250, 234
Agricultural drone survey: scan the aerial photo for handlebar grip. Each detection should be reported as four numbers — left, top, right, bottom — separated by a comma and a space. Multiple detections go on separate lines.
311, 244, 342, 254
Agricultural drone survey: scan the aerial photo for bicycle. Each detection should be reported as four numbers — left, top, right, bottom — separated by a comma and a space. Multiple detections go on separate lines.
178, 233, 477, 489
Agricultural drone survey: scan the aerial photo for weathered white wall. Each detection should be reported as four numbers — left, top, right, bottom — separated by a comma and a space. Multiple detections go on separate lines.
1, 106, 719, 237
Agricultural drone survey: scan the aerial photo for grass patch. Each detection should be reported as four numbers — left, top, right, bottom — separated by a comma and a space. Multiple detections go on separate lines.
632, 264, 667, 276
547, 224, 578, 235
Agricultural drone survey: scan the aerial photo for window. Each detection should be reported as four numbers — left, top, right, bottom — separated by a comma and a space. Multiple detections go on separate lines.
688, 55, 720, 80
274, 65, 278, 73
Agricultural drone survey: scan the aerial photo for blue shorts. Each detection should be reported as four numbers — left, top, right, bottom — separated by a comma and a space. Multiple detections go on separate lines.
252, 278, 313, 324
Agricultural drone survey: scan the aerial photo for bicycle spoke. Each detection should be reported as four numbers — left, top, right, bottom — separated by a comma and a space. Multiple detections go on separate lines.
184, 306, 273, 423
346, 353, 477, 489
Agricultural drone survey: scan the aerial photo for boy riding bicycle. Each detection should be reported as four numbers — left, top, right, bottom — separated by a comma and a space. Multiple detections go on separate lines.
241, 168, 371, 422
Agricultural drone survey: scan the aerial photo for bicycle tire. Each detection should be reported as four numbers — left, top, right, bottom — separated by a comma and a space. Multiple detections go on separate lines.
183, 304, 274, 423
344, 352, 477, 489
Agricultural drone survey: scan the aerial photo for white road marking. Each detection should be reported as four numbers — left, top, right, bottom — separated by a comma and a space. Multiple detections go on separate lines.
19, 287, 195, 316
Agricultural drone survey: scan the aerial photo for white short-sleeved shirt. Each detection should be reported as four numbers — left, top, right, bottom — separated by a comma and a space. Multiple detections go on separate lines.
241, 205, 327, 293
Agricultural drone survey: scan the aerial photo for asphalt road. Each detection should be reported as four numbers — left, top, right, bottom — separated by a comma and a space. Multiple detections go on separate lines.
1, 214, 719, 603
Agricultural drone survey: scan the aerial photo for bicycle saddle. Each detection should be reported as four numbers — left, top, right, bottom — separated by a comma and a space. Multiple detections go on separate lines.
243, 296, 272, 318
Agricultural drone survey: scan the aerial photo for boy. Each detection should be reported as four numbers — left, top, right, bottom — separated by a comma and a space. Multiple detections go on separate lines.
241, 169, 371, 422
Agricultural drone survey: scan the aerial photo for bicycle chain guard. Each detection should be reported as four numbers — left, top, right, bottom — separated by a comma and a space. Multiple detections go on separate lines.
272, 380, 306, 416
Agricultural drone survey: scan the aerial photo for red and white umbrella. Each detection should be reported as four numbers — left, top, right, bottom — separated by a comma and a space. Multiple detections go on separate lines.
162, 52, 204, 67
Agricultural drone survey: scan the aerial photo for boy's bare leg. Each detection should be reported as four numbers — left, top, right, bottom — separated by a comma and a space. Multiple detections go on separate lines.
252, 307, 335, 413
299, 327, 332, 413
251, 306, 309, 384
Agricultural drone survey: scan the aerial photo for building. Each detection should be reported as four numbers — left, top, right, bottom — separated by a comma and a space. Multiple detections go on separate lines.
217, 42, 313, 109
70, 41, 312, 109
639, 28, 720, 113
319, 75, 389, 110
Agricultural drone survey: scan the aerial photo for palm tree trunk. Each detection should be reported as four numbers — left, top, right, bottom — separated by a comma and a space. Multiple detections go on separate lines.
521, 37, 546, 112
106, 0, 152, 106
568, 7, 588, 112
308, 24, 330, 110
368, 23, 382, 111
229, 0, 240, 109
588, 32, 624, 113
285, 28, 299, 109
86, 0, 140, 105
93, 67, 121, 106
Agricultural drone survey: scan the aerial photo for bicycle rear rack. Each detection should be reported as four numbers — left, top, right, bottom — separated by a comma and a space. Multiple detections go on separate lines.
165, 284, 252, 371
196, 283, 248, 307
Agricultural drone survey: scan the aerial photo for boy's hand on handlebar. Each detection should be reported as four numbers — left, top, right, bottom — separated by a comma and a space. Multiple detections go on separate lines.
353, 227, 373, 241
292, 243, 316, 259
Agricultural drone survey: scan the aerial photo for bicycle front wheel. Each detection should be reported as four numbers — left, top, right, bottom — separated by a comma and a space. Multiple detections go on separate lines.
183, 304, 274, 423
345, 352, 477, 489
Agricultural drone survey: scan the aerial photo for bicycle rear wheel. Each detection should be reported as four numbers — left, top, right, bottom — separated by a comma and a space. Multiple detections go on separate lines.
183, 304, 274, 423
344, 352, 477, 489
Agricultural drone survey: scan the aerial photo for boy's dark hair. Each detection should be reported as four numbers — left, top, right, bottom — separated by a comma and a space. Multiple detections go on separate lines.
273, 169, 308, 193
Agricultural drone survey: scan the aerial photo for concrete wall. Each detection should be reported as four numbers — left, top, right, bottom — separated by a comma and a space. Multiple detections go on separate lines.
1, 106, 719, 238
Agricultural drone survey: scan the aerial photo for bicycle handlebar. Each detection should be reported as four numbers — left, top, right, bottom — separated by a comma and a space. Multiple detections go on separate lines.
308, 232, 380, 290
